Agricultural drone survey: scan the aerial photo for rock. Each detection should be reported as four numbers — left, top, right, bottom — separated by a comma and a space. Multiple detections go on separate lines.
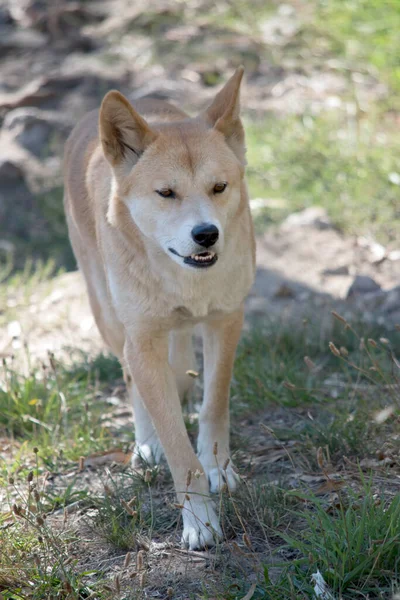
0, 27, 47, 54
274, 282, 295, 299
381, 286, 400, 314
360, 290, 387, 311
386, 310, 400, 325
0, 74, 83, 110
281, 207, 332, 230
323, 265, 349, 276
388, 250, 400, 261
246, 296, 268, 315
3, 107, 72, 158
0, 158, 36, 237
356, 236, 386, 264
346, 275, 381, 299
0, 5, 13, 25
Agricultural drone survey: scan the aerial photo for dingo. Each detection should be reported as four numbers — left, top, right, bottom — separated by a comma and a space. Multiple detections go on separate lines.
64, 67, 255, 549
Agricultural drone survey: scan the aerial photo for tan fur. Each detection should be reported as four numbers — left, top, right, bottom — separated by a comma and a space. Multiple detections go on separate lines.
64, 68, 256, 549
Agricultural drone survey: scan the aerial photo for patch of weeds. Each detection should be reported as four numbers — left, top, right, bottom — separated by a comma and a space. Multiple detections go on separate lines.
232, 315, 400, 480
41, 478, 90, 513
282, 481, 400, 598
0, 472, 108, 599
87, 469, 177, 550
66, 350, 123, 385
253, 565, 315, 600
299, 406, 377, 464
232, 319, 321, 412
0, 352, 121, 468
222, 480, 299, 542
234, 312, 400, 410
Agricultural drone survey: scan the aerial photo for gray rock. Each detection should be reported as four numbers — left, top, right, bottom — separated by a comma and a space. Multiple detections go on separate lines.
3, 108, 72, 158
0, 6, 13, 25
381, 286, 400, 314
246, 296, 268, 315
323, 265, 349, 276
356, 290, 387, 311
0, 158, 36, 237
346, 275, 381, 299
0, 27, 47, 54
385, 310, 400, 325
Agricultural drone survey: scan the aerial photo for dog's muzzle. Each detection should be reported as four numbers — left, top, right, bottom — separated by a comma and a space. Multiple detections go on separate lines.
168, 247, 218, 268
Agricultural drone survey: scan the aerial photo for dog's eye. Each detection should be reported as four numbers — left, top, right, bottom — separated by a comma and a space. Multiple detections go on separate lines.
156, 189, 175, 199
213, 182, 227, 194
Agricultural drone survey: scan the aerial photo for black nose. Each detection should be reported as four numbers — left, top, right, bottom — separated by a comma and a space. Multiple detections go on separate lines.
191, 223, 219, 248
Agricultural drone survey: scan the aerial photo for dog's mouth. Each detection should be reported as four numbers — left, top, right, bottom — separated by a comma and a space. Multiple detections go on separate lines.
169, 248, 218, 268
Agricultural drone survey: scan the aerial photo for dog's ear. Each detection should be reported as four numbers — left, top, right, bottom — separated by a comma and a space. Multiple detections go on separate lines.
201, 67, 246, 164
99, 91, 157, 173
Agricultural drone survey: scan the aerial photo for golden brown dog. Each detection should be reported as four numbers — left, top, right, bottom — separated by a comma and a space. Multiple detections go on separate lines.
63, 67, 255, 549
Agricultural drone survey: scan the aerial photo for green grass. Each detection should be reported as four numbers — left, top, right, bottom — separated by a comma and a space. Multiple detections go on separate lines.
282, 483, 400, 598
0, 258, 60, 326
233, 314, 400, 410
315, 0, 400, 101
246, 110, 400, 243
242, 0, 400, 243
0, 352, 123, 473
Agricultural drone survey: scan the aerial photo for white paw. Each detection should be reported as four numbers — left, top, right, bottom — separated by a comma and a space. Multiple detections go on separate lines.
131, 441, 163, 468
198, 455, 240, 493
207, 464, 240, 493
181, 496, 222, 550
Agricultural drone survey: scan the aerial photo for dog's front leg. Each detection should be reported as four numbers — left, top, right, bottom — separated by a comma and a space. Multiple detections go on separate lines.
198, 308, 244, 493
124, 332, 222, 549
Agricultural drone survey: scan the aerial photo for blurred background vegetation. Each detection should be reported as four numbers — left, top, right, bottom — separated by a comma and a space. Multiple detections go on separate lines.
0, 0, 399, 274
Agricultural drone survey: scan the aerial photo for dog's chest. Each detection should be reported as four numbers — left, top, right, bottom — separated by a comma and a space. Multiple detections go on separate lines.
168, 259, 253, 324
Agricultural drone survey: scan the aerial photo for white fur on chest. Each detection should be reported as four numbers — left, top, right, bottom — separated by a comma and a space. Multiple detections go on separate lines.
107, 247, 253, 329
167, 260, 251, 319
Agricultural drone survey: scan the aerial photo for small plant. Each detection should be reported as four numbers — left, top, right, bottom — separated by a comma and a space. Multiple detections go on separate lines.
87, 470, 177, 550
282, 482, 400, 598
0, 466, 105, 599
0, 352, 119, 466
222, 480, 299, 542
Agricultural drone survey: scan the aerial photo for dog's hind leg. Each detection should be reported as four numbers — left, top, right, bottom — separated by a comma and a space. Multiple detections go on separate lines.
125, 371, 164, 467
198, 308, 244, 493
169, 329, 196, 403
130, 330, 195, 466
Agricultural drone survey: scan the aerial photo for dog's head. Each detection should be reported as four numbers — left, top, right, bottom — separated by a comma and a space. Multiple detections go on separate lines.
99, 68, 246, 271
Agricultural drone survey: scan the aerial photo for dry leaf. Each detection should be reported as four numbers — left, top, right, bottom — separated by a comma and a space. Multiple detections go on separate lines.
299, 474, 326, 484
360, 457, 396, 470
80, 449, 132, 468
315, 479, 345, 494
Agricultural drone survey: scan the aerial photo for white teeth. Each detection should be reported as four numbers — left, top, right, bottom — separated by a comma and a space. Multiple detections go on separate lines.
190, 251, 215, 262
